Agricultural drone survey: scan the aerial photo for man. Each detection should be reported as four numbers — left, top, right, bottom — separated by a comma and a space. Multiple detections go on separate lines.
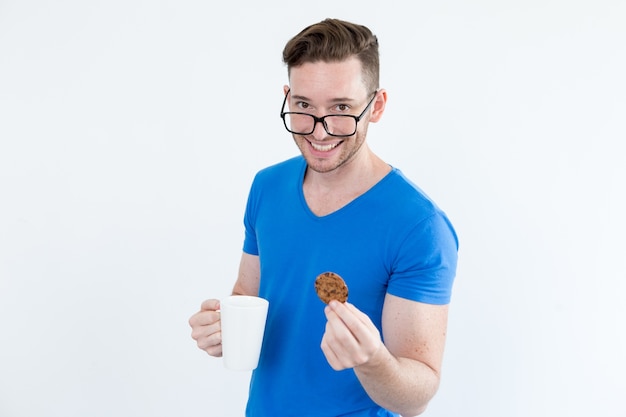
189, 18, 458, 417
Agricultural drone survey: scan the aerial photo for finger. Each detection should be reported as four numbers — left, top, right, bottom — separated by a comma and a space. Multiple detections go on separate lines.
343, 302, 376, 327
327, 302, 381, 357
327, 301, 369, 335
190, 317, 221, 339
189, 309, 221, 327
200, 298, 221, 311
199, 336, 223, 357
205, 344, 223, 357
320, 332, 343, 370
324, 306, 361, 354
196, 330, 223, 352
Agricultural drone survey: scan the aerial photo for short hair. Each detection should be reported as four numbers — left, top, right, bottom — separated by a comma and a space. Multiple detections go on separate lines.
282, 18, 380, 92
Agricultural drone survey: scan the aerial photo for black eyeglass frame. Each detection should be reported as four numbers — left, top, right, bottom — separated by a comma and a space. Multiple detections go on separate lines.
280, 89, 378, 137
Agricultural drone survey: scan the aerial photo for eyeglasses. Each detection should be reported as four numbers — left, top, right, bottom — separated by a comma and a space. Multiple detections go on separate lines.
280, 89, 378, 137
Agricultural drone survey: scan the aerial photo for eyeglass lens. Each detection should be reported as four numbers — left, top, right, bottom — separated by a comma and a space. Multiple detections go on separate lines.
285, 114, 356, 136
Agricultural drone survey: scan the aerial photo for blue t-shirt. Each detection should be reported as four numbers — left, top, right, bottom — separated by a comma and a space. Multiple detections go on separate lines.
242, 156, 458, 417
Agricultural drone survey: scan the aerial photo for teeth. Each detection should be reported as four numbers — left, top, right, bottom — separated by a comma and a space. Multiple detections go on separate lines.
310, 141, 339, 152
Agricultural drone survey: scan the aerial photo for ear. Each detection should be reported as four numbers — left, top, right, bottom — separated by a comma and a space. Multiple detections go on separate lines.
283, 85, 290, 95
369, 89, 387, 123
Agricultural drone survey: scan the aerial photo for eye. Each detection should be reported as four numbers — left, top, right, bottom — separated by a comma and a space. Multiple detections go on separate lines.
296, 101, 311, 110
334, 104, 350, 112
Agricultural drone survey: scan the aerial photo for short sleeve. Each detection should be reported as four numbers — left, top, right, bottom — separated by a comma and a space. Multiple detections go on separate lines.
387, 212, 458, 305
242, 177, 260, 256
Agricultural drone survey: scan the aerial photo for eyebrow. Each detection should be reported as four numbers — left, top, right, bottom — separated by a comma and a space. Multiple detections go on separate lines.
290, 94, 357, 104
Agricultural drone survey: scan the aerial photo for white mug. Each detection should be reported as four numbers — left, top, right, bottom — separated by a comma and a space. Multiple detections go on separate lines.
220, 295, 269, 371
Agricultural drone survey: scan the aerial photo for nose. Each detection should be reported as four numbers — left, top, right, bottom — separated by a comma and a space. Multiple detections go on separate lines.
311, 118, 329, 140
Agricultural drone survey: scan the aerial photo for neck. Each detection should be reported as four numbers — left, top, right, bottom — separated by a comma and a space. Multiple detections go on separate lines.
303, 145, 391, 216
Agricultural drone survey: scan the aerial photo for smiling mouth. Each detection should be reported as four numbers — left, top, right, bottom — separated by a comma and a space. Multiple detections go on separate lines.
309, 140, 342, 152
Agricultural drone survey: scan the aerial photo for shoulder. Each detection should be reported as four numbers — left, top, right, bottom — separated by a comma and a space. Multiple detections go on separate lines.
246, 156, 305, 205
379, 168, 442, 220
254, 155, 305, 183
376, 168, 458, 247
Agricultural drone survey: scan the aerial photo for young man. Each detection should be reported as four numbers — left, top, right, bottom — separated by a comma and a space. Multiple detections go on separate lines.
189, 18, 458, 417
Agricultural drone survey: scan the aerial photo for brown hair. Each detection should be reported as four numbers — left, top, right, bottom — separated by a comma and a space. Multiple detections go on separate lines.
282, 18, 379, 92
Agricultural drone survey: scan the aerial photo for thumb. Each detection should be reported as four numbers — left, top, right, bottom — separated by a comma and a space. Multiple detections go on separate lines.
200, 298, 221, 311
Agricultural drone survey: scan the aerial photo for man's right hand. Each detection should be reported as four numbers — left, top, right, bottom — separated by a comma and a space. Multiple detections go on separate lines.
189, 299, 223, 357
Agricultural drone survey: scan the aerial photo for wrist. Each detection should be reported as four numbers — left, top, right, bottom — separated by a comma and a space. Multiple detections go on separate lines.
356, 341, 392, 373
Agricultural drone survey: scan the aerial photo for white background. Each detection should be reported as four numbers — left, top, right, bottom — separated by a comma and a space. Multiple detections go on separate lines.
1, 1, 624, 416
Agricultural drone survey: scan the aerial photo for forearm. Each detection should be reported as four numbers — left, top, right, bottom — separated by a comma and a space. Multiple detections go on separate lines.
231, 253, 260, 296
354, 345, 440, 416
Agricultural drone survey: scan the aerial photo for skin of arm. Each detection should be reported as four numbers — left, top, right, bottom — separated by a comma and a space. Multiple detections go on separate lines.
321, 294, 449, 416
231, 252, 261, 297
